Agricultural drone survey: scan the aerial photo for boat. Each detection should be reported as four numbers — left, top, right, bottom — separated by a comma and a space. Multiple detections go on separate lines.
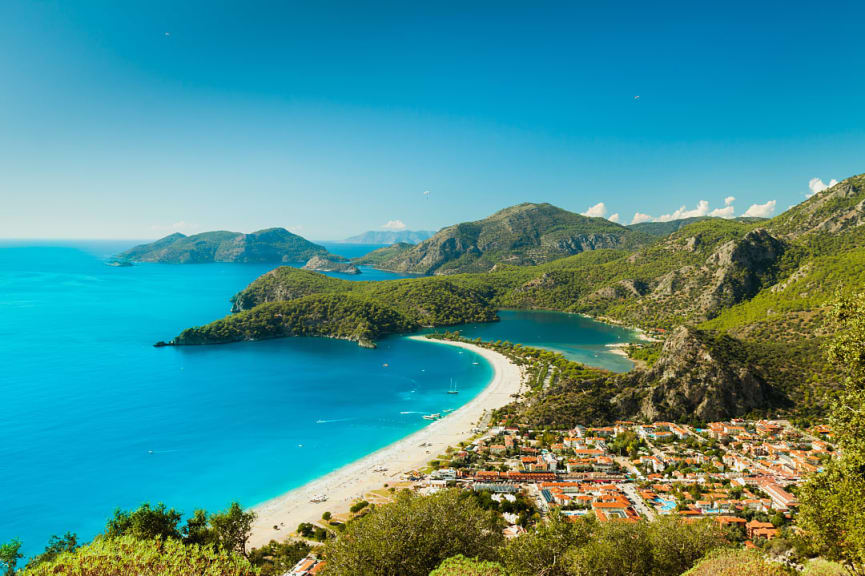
443, 408, 454, 413
447, 379, 459, 394
422, 413, 441, 420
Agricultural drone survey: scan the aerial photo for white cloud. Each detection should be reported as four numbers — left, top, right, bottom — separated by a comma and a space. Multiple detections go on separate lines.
382, 219, 407, 231
150, 221, 200, 235
807, 177, 839, 198
724, 196, 735, 206
608, 213, 620, 223
743, 200, 777, 218
709, 205, 735, 218
631, 212, 652, 224
655, 200, 710, 222
581, 202, 608, 218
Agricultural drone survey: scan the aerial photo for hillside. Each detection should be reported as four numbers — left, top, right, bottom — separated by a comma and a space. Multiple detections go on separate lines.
352, 242, 413, 266
628, 216, 766, 237
118, 228, 328, 263
343, 229, 435, 244
369, 203, 646, 275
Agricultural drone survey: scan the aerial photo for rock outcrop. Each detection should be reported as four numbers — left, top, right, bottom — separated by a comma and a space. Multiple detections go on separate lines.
616, 326, 772, 422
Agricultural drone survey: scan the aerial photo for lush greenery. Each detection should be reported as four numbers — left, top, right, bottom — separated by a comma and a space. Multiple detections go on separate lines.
18, 536, 257, 576
682, 548, 790, 576
317, 491, 731, 576
798, 292, 865, 575
248, 539, 312, 576
0, 500, 318, 575
322, 489, 504, 576
429, 555, 508, 576
351, 241, 414, 265
502, 513, 727, 576
118, 227, 328, 263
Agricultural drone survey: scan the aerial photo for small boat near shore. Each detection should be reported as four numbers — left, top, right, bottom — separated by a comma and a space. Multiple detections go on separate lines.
422, 413, 441, 420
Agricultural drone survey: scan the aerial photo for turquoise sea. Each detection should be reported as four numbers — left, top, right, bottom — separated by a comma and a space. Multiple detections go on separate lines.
453, 310, 637, 373
0, 241, 634, 556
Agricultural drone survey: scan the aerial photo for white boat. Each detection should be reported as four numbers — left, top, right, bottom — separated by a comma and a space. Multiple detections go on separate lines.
422, 413, 441, 420
447, 378, 459, 395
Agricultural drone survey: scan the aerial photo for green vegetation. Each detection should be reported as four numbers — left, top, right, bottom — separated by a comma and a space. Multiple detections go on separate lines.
322, 489, 504, 576
320, 495, 731, 576
499, 512, 728, 576
0, 540, 22, 576
18, 536, 256, 576
248, 540, 312, 576
104, 501, 256, 558
23, 533, 78, 569
352, 242, 414, 265
682, 548, 790, 576
798, 292, 865, 575
430, 555, 509, 576
118, 227, 328, 263
175, 269, 496, 347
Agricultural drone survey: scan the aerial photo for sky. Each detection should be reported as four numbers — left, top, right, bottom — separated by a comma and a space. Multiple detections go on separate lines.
1, 1, 864, 240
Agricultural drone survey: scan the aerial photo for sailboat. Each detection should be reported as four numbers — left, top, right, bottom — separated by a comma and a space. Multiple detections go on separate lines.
447, 378, 459, 394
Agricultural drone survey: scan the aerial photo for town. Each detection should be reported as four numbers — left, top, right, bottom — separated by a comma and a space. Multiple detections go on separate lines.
286, 418, 833, 575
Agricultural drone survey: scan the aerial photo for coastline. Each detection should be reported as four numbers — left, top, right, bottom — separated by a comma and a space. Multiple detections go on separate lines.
247, 335, 524, 548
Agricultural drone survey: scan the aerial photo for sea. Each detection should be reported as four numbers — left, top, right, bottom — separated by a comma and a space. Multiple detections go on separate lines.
0, 240, 636, 556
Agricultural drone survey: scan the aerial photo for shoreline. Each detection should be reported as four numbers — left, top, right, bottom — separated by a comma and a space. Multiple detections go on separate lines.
247, 335, 524, 548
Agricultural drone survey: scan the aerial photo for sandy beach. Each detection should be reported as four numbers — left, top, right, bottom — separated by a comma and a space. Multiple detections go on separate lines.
248, 336, 524, 548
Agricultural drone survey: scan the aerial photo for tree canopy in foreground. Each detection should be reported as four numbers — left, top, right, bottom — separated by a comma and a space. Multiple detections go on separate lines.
798, 292, 865, 575
19, 536, 256, 576
323, 489, 504, 576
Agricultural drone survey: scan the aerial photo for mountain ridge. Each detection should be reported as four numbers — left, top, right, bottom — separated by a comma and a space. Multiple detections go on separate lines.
371, 202, 646, 275
343, 229, 436, 244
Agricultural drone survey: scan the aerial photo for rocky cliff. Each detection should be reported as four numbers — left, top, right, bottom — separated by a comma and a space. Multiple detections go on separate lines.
616, 326, 772, 422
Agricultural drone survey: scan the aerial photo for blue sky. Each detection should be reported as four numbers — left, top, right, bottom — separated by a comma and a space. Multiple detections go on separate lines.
1, 1, 864, 239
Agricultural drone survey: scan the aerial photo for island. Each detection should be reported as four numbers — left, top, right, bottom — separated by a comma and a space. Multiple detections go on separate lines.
116, 227, 329, 264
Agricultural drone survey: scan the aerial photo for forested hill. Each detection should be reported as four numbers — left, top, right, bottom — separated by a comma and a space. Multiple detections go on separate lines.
118, 228, 328, 263
366, 202, 647, 275
170, 172, 865, 423
170, 269, 497, 348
